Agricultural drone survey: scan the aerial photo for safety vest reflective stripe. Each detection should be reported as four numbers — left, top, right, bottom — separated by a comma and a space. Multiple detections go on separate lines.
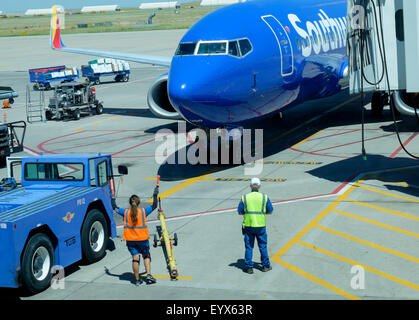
242, 192, 267, 227
124, 208, 147, 229
123, 208, 150, 241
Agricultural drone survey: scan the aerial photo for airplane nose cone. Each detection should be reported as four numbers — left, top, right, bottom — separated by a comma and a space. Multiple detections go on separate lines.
168, 79, 209, 126
168, 56, 245, 128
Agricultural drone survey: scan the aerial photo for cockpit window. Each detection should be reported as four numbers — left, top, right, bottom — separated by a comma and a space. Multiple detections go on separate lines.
239, 39, 252, 56
175, 42, 197, 56
174, 38, 252, 58
197, 42, 227, 55
228, 41, 239, 57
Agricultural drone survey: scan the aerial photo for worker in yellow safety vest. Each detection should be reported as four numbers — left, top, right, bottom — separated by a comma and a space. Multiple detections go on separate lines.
115, 187, 159, 286
237, 177, 273, 274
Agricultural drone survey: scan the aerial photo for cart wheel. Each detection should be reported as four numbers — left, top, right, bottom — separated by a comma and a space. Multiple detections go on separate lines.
173, 233, 178, 246
94, 79, 100, 85
153, 234, 158, 248
123, 75, 129, 82
45, 111, 52, 121
55, 111, 62, 121
95, 103, 103, 115
73, 108, 81, 120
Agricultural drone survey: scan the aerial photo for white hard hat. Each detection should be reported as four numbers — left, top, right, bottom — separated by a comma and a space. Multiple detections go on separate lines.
250, 177, 261, 187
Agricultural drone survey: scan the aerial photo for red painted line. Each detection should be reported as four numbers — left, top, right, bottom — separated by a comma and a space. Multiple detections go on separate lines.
312, 133, 395, 153
112, 136, 161, 156
289, 147, 350, 159
116, 180, 357, 227
48, 133, 150, 153
113, 155, 166, 158
24, 145, 40, 155
115, 192, 341, 227
308, 129, 359, 141
37, 131, 88, 154
331, 172, 360, 194
44, 131, 122, 146
390, 132, 419, 159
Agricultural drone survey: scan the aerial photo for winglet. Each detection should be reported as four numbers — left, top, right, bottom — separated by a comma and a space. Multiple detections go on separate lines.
50, 5, 65, 50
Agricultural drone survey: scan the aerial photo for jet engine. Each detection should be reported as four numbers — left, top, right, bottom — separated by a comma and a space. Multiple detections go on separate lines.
147, 74, 181, 119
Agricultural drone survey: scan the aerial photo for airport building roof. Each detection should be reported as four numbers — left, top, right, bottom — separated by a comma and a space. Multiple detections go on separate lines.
81, 5, 121, 13
139, 2, 179, 9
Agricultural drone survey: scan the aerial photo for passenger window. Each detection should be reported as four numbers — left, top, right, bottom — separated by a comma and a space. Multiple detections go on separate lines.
239, 39, 252, 56
198, 42, 227, 54
89, 159, 96, 187
228, 41, 239, 57
97, 160, 108, 187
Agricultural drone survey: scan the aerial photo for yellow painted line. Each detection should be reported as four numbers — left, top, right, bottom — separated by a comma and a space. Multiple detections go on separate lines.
345, 197, 419, 222
297, 240, 419, 291
72, 127, 84, 131
315, 224, 419, 264
357, 185, 419, 203
271, 179, 363, 261
111, 116, 122, 120
145, 170, 217, 203
332, 209, 419, 238
366, 175, 409, 187
292, 129, 324, 148
275, 258, 360, 300
92, 121, 105, 126
140, 274, 193, 280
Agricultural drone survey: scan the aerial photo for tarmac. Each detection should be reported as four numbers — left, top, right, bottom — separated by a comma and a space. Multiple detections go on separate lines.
0, 30, 418, 300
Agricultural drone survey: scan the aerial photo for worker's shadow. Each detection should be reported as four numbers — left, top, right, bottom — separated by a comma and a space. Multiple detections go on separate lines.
229, 259, 263, 272
104, 267, 137, 284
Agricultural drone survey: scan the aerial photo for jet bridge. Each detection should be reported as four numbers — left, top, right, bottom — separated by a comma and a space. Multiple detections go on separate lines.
347, 0, 419, 116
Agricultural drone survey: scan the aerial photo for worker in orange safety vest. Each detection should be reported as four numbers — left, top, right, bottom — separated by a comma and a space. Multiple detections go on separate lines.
115, 187, 159, 286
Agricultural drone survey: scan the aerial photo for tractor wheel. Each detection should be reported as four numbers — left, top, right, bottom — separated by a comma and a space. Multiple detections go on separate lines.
21, 233, 55, 294
81, 209, 109, 264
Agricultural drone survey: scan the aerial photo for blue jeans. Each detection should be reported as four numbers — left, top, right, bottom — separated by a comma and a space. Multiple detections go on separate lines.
243, 226, 270, 269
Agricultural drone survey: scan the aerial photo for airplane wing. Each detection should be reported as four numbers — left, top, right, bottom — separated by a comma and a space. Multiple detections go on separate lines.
0, 87, 18, 100
50, 5, 172, 67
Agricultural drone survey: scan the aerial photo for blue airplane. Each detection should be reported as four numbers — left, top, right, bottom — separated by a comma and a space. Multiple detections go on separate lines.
50, 0, 348, 130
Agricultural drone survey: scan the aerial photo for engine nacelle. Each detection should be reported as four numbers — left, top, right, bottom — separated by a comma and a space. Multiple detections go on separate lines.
147, 74, 182, 120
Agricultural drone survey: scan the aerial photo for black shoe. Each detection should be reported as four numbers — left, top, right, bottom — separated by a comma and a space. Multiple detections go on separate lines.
145, 274, 156, 284
243, 268, 254, 274
133, 278, 142, 286
261, 265, 272, 272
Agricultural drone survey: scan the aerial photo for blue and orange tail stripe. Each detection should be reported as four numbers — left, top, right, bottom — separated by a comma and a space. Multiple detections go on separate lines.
50, 5, 65, 49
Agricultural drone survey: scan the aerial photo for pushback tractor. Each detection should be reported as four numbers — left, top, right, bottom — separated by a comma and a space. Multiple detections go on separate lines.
0, 153, 127, 294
